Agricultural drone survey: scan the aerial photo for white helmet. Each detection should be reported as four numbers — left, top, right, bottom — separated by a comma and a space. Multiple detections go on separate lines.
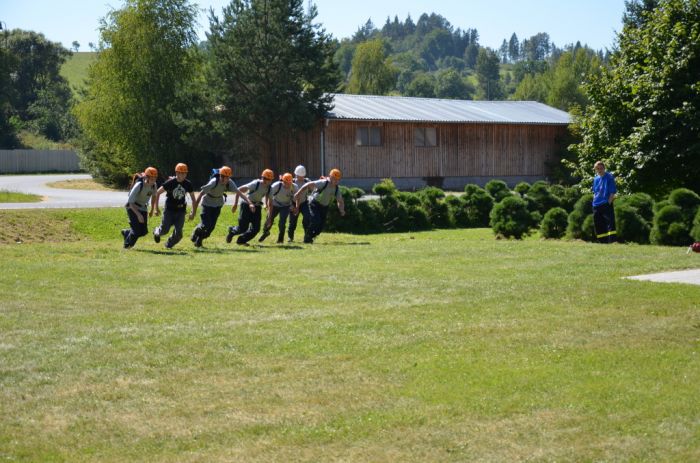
294, 165, 306, 176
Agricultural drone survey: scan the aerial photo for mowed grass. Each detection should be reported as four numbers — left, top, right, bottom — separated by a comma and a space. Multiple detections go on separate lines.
0, 190, 42, 203
1, 208, 699, 462
60, 51, 96, 94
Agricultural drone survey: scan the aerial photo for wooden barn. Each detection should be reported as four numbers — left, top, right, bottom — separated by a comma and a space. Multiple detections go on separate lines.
227, 94, 571, 190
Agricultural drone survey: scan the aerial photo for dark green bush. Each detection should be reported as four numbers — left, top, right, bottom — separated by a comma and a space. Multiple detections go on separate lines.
417, 187, 452, 228
566, 193, 594, 240
615, 204, 650, 244
525, 181, 562, 215
372, 178, 397, 197
651, 205, 692, 246
489, 196, 538, 239
552, 185, 583, 213
581, 214, 596, 241
653, 199, 670, 214
514, 182, 531, 197
692, 209, 700, 241
668, 188, 700, 214
445, 196, 471, 227
484, 179, 512, 202
616, 193, 654, 223
462, 184, 494, 227
540, 207, 568, 239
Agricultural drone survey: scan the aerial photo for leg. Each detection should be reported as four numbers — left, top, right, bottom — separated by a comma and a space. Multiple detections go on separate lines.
166, 209, 186, 248
593, 204, 616, 244
305, 201, 324, 243
237, 206, 262, 244
125, 208, 148, 247
288, 207, 299, 241
259, 206, 279, 242
156, 209, 175, 243
276, 206, 290, 243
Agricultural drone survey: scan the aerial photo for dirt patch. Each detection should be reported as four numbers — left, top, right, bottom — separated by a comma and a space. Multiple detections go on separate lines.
0, 210, 80, 244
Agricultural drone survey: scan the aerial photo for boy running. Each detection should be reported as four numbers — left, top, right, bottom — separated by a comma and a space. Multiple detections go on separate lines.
226, 169, 274, 246
152, 163, 196, 249
191, 166, 251, 248
259, 172, 298, 243
294, 168, 345, 244
287, 164, 310, 242
122, 167, 158, 249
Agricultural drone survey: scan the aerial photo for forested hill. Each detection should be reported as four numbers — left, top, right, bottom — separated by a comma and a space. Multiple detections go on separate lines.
334, 12, 610, 110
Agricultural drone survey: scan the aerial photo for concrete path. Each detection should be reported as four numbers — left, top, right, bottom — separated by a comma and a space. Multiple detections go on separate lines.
626, 268, 700, 286
0, 174, 127, 209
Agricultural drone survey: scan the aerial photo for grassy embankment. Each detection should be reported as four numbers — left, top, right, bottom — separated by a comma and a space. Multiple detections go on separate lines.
1, 208, 699, 462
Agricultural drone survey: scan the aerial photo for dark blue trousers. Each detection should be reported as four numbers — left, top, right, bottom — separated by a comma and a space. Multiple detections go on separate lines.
233, 204, 262, 244
157, 208, 186, 247
288, 201, 310, 241
124, 208, 148, 247
305, 201, 328, 243
593, 203, 617, 243
195, 206, 222, 241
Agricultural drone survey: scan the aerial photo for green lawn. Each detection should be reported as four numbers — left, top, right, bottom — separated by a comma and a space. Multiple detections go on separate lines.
60, 51, 96, 94
0, 190, 42, 203
1, 208, 699, 462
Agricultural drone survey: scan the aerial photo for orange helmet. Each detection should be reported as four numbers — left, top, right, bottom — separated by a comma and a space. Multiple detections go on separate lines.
175, 163, 188, 173
261, 169, 274, 180
329, 168, 342, 180
144, 167, 158, 178
281, 173, 293, 184
219, 166, 232, 177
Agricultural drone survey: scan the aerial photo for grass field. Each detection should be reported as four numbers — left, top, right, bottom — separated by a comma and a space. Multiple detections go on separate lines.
60, 52, 96, 94
0, 190, 42, 203
1, 208, 699, 462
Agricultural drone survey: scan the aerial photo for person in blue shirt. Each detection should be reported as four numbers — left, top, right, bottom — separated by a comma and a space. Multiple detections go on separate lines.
592, 161, 617, 243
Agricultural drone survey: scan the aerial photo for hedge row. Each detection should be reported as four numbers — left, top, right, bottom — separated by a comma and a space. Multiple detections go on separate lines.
324, 179, 700, 246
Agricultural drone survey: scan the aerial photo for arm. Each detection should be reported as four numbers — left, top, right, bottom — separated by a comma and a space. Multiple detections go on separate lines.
337, 195, 345, 216
193, 191, 204, 211
152, 186, 165, 216
188, 192, 197, 220
128, 202, 145, 223
294, 182, 313, 202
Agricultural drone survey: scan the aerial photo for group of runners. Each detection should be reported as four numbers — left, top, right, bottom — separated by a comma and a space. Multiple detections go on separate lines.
121, 163, 345, 249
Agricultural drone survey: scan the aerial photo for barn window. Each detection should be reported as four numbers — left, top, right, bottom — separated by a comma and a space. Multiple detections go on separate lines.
356, 127, 382, 146
415, 127, 437, 147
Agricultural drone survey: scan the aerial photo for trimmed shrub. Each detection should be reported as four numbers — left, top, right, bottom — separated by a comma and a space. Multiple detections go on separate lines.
566, 193, 594, 240
615, 204, 650, 244
525, 181, 562, 215
445, 196, 470, 227
692, 208, 700, 241
540, 207, 568, 239
407, 205, 432, 231
651, 205, 692, 246
553, 185, 583, 213
668, 188, 700, 214
581, 214, 596, 241
485, 179, 511, 202
653, 199, 670, 214
616, 193, 654, 223
372, 178, 397, 197
462, 184, 494, 227
418, 187, 452, 228
514, 181, 531, 197
489, 196, 538, 239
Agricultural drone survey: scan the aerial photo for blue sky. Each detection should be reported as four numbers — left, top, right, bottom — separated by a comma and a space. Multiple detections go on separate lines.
2, 0, 626, 52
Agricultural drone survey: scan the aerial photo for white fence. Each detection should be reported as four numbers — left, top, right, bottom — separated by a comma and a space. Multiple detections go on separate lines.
0, 150, 82, 173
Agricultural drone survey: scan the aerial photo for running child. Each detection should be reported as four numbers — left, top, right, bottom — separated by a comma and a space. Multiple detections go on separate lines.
294, 168, 345, 244
121, 166, 158, 249
226, 169, 274, 246
191, 166, 251, 248
152, 163, 196, 249
287, 164, 310, 242
259, 172, 298, 243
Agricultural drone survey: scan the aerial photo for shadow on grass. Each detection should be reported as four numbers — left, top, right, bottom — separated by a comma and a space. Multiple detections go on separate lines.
315, 241, 371, 246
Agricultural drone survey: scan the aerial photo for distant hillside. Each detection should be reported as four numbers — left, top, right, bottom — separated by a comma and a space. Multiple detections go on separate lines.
60, 52, 96, 94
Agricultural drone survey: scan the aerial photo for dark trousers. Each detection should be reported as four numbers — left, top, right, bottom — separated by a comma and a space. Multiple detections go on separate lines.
233, 204, 262, 244
194, 206, 222, 241
305, 201, 328, 243
124, 208, 148, 247
263, 205, 291, 241
157, 208, 186, 247
593, 203, 617, 243
288, 201, 310, 241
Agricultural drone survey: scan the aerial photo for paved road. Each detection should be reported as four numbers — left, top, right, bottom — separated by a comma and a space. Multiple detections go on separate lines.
625, 268, 700, 286
0, 174, 127, 209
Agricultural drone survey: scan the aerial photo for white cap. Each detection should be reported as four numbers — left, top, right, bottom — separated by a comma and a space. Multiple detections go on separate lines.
294, 165, 306, 176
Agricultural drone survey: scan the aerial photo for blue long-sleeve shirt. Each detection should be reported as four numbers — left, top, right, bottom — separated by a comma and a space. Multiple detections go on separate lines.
592, 172, 617, 207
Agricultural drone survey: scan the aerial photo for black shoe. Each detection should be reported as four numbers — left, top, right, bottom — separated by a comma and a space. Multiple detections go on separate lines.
153, 228, 161, 243
258, 230, 270, 242
226, 227, 237, 244
190, 229, 199, 242
194, 236, 203, 248
276, 239, 283, 244
288, 237, 294, 243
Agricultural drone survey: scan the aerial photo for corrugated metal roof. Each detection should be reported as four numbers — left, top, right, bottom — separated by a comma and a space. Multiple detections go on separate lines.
326, 94, 571, 125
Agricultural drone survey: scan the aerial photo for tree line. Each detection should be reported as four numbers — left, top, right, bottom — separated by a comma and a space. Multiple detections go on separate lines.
0, 0, 697, 197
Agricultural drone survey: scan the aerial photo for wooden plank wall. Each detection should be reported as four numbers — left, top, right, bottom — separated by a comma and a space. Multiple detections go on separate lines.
324, 121, 567, 178
226, 120, 568, 180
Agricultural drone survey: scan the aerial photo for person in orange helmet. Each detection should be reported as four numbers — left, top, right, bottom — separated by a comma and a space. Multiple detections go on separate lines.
191, 166, 252, 248
259, 172, 298, 244
151, 163, 196, 249
121, 167, 158, 249
293, 168, 345, 244
226, 168, 274, 246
